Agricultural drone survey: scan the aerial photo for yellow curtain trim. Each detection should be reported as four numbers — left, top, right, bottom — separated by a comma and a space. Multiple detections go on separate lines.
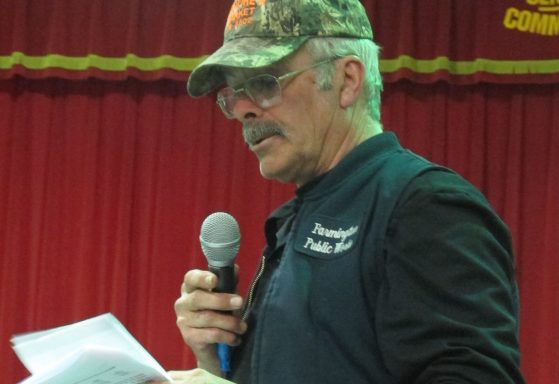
0, 52, 208, 72
380, 55, 559, 75
1, 52, 558, 76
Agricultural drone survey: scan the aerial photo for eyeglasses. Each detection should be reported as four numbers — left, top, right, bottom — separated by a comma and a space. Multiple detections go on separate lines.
216, 57, 339, 119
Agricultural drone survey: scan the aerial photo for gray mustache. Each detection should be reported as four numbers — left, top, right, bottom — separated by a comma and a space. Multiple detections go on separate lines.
242, 121, 285, 146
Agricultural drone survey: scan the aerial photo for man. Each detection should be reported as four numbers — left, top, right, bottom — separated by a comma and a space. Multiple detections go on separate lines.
161, 0, 525, 383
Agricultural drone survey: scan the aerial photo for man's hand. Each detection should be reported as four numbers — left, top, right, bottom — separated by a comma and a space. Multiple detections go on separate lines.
174, 269, 247, 375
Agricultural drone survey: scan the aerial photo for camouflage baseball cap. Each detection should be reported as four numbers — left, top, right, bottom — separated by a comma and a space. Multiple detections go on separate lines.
187, 0, 373, 97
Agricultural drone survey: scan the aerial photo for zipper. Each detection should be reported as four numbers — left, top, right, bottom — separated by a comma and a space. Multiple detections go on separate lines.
240, 207, 298, 321
242, 255, 266, 321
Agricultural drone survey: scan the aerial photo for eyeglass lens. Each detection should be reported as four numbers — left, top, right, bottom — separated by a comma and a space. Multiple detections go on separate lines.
218, 74, 281, 118
246, 75, 282, 109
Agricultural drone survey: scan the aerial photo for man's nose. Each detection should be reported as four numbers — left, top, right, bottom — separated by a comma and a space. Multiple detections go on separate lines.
231, 94, 263, 120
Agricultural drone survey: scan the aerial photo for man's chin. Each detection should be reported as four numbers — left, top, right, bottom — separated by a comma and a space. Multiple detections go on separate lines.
259, 163, 292, 184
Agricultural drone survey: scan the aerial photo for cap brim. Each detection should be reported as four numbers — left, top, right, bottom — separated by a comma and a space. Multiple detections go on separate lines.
187, 36, 309, 97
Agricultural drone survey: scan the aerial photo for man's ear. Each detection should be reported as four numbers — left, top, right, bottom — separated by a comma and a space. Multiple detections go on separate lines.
338, 57, 365, 109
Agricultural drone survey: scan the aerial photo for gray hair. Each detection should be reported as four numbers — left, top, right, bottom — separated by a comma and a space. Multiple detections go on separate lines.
304, 37, 383, 123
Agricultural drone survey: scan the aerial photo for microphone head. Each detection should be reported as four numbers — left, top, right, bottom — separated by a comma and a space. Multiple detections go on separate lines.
199, 212, 241, 267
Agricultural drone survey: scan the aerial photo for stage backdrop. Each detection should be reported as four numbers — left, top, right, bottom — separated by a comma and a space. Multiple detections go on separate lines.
0, 1, 557, 383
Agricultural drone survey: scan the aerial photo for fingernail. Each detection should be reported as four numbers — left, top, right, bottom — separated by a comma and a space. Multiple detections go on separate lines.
230, 296, 243, 308
205, 275, 214, 286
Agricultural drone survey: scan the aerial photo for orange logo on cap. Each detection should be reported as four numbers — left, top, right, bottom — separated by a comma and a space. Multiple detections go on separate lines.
226, 0, 266, 31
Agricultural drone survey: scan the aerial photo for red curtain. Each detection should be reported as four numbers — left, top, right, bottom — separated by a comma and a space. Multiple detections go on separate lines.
1, 1, 558, 383
0, 77, 295, 381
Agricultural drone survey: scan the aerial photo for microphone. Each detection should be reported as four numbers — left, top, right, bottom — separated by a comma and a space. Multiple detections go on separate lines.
199, 212, 241, 374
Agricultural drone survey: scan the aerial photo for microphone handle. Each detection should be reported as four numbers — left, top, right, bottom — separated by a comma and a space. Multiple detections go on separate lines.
208, 264, 236, 374
209, 265, 236, 293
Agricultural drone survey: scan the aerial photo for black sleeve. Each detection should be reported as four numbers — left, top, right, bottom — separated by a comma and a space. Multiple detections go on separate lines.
377, 170, 525, 383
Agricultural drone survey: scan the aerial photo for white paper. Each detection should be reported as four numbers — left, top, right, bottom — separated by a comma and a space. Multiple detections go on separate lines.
11, 313, 172, 384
